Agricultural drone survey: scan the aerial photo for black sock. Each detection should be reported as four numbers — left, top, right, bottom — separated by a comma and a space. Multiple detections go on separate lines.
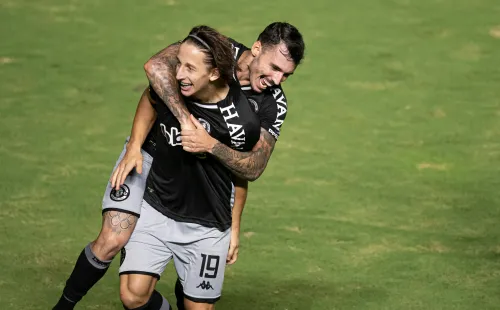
123, 290, 171, 310
175, 278, 185, 310
53, 243, 112, 310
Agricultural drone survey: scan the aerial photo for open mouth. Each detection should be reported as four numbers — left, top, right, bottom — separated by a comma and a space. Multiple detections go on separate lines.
259, 77, 272, 89
179, 81, 193, 92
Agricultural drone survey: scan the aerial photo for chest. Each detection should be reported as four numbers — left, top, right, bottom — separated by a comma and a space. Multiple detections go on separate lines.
154, 100, 260, 152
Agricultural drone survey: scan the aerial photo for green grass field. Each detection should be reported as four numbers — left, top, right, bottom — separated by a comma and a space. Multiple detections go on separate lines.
2, 0, 500, 309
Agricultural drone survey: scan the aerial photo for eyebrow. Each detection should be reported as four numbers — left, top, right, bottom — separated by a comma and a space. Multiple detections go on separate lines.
271, 63, 294, 75
177, 56, 196, 70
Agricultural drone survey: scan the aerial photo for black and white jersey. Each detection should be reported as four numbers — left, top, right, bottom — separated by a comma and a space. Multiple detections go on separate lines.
229, 39, 289, 140
144, 82, 260, 231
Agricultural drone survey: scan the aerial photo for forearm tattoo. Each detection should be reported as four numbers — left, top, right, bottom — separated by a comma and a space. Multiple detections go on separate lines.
106, 211, 137, 235
211, 128, 276, 180
146, 44, 190, 124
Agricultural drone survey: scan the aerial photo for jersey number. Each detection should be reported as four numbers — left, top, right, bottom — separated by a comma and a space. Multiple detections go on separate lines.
199, 254, 220, 279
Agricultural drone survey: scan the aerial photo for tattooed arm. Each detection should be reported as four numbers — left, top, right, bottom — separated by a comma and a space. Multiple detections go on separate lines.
211, 129, 276, 181
182, 121, 276, 181
143, 43, 193, 129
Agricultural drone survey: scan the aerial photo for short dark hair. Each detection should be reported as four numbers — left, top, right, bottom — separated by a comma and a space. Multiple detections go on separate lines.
257, 22, 305, 66
182, 25, 234, 84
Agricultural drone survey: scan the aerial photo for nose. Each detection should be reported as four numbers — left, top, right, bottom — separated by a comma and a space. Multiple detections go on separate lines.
176, 65, 185, 80
272, 72, 284, 85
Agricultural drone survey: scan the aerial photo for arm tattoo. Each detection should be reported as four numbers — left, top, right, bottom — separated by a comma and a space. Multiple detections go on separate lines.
211, 128, 276, 181
145, 43, 190, 125
106, 211, 137, 235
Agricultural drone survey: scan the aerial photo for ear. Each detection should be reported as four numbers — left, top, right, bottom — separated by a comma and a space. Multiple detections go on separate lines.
251, 41, 262, 57
209, 67, 220, 82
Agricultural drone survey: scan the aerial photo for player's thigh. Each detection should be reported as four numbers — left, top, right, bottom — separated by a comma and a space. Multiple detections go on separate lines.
102, 137, 153, 217
169, 222, 231, 305
93, 211, 138, 253
119, 202, 173, 280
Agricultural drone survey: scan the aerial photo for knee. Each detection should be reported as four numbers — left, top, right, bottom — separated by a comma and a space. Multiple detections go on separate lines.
93, 232, 129, 260
120, 282, 151, 309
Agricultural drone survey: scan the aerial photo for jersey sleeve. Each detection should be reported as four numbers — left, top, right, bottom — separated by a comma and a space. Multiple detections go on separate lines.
228, 38, 248, 61
258, 86, 288, 140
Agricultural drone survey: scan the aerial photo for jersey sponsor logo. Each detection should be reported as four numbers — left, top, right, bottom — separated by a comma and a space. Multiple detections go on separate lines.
110, 184, 130, 202
271, 87, 288, 135
198, 118, 211, 133
160, 123, 181, 147
248, 98, 259, 113
268, 128, 279, 139
91, 256, 109, 268
219, 102, 246, 150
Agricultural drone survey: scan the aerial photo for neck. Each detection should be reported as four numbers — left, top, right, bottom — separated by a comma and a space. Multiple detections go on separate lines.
236, 50, 253, 86
193, 80, 229, 103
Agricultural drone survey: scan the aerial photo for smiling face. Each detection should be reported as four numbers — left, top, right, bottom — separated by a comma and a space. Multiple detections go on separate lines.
248, 41, 297, 93
175, 41, 219, 99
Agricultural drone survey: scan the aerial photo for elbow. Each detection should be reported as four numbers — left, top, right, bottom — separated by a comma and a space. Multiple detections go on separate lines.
247, 169, 264, 182
247, 175, 258, 182
247, 161, 269, 182
143, 59, 156, 79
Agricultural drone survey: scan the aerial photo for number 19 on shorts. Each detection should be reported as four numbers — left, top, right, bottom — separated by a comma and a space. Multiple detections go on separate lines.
199, 254, 220, 279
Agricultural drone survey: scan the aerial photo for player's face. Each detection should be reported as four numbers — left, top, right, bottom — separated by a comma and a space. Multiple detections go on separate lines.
176, 42, 219, 99
248, 41, 296, 93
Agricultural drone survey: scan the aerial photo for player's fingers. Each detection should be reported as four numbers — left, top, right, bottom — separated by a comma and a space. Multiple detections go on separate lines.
116, 164, 129, 189
181, 135, 195, 144
110, 168, 118, 187
226, 250, 234, 264
182, 144, 198, 153
228, 248, 238, 265
181, 129, 195, 136
111, 165, 124, 190
115, 166, 126, 190
119, 163, 135, 187
190, 114, 202, 128
136, 160, 143, 175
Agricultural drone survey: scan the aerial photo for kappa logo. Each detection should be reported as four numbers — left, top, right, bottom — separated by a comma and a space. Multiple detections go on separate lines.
110, 184, 130, 202
196, 281, 214, 290
198, 118, 211, 133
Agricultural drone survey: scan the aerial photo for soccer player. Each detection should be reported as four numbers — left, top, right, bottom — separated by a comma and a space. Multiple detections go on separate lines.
118, 25, 261, 310
142, 22, 305, 309
52, 22, 305, 310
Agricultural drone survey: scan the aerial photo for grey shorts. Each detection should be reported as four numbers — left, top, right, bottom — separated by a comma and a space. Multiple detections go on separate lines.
119, 200, 231, 303
102, 138, 153, 217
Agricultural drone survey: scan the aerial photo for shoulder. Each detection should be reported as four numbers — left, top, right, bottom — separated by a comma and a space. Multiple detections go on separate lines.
259, 86, 288, 115
228, 38, 249, 61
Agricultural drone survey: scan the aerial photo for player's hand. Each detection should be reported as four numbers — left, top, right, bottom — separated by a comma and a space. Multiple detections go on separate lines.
180, 118, 196, 131
110, 145, 143, 191
226, 230, 240, 265
181, 114, 217, 153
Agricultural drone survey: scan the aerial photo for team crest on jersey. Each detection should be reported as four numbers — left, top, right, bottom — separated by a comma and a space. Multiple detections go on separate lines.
110, 184, 130, 202
248, 98, 259, 113
198, 118, 211, 133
